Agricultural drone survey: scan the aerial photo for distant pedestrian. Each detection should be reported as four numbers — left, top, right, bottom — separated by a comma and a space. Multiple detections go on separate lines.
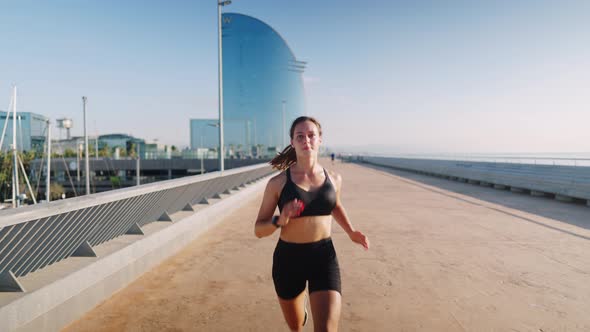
255, 116, 369, 331
331, 152, 335, 165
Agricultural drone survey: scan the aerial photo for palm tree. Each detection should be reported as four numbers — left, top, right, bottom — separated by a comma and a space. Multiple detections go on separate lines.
49, 183, 65, 201
64, 148, 76, 158
128, 143, 137, 159
0, 150, 38, 203
0, 152, 12, 202
99, 144, 111, 157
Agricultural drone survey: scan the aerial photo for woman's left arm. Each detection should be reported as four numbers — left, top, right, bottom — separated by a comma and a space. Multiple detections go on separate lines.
331, 172, 370, 250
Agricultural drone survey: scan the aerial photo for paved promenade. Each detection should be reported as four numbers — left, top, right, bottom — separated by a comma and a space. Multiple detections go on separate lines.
64, 160, 590, 331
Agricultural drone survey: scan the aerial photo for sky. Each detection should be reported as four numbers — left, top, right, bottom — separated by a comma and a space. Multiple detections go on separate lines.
1, 0, 589, 155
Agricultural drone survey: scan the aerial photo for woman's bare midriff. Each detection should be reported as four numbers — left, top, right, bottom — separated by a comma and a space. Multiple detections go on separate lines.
279, 215, 332, 243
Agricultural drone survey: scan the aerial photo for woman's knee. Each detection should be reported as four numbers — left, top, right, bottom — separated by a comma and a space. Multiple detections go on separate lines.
283, 313, 304, 332
287, 321, 303, 332
278, 293, 306, 331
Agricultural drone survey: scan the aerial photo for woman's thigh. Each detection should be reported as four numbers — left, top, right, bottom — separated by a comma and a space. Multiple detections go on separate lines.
309, 290, 341, 332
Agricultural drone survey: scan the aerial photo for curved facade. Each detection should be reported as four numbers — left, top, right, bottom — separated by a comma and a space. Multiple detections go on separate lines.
222, 13, 306, 156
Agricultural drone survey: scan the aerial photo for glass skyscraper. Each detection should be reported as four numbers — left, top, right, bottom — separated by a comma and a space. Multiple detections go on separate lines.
222, 13, 306, 156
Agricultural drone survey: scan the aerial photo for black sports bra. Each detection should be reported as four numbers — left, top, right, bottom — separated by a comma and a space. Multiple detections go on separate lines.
278, 168, 337, 217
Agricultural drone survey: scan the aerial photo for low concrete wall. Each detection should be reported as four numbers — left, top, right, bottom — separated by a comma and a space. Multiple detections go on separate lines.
0, 175, 271, 332
359, 156, 590, 204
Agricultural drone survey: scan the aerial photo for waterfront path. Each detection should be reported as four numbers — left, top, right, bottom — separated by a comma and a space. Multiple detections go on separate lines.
64, 160, 590, 331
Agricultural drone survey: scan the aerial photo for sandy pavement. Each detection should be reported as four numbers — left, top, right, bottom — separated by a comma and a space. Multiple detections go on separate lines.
64, 161, 590, 331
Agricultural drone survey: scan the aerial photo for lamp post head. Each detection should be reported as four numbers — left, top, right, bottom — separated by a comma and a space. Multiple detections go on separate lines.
218, 0, 232, 6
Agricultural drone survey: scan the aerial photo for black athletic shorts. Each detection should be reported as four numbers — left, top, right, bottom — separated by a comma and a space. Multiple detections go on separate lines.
272, 237, 341, 300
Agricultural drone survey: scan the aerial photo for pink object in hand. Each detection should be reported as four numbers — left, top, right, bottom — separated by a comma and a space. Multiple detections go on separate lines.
297, 202, 305, 216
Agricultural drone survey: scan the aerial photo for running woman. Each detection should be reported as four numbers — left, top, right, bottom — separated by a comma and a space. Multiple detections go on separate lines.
255, 116, 369, 332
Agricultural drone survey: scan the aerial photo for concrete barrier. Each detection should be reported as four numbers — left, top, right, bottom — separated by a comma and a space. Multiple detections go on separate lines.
0, 165, 274, 332
358, 156, 590, 205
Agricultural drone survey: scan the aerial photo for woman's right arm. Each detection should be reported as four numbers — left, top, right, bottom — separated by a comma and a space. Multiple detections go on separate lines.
254, 177, 282, 238
255, 174, 302, 238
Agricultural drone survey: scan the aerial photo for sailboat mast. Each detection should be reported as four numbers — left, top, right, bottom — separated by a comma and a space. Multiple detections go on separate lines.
12, 86, 20, 208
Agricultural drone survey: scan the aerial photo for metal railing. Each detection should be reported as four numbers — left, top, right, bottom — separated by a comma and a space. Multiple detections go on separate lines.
0, 163, 273, 290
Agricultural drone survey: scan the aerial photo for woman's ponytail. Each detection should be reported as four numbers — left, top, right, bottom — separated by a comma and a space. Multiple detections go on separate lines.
269, 145, 297, 170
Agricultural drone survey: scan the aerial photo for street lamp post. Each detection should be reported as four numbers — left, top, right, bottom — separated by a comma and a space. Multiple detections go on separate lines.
82, 96, 90, 195
282, 100, 287, 149
136, 142, 140, 186
200, 135, 204, 174
245, 119, 251, 156
217, 0, 231, 174
207, 122, 222, 170
12, 87, 20, 208
46, 119, 51, 202
77, 141, 82, 195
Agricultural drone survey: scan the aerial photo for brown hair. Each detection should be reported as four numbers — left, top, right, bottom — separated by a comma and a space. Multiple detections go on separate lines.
269, 116, 322, 170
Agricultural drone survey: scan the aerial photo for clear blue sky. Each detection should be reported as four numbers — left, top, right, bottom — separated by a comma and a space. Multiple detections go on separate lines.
1, 0, 589, 154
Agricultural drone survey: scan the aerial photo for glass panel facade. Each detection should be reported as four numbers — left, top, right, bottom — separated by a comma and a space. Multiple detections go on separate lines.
222, 13, 306, 157
0, 111, 48, 152
190, 119, 219, 150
